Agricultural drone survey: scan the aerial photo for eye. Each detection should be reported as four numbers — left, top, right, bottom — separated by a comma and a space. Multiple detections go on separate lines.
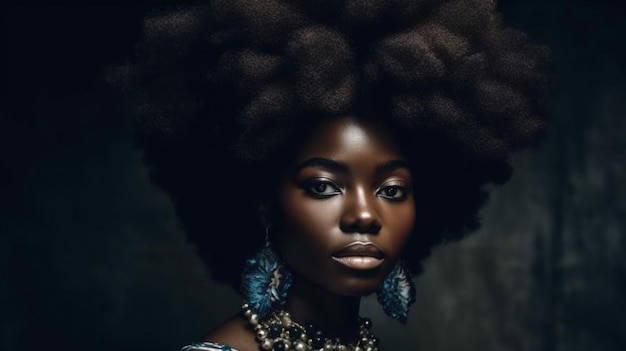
377, 184, 409, 201
304, 180, 342, 199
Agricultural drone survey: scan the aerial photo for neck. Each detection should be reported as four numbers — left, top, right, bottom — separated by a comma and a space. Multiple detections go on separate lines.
284, 275, 361, 342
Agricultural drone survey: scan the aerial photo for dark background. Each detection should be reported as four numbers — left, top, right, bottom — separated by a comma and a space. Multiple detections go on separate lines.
2, 1, 625, 350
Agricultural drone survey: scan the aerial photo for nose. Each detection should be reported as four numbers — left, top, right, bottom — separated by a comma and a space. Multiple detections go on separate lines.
339, 187, 381, 234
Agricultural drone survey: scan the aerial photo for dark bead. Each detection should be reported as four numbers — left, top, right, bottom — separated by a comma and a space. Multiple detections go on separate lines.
268, 324, 282, 338
361, 317, 372, 329
273, 340, 286, 351
288, 326, 302, 340
311, 335, 325, 349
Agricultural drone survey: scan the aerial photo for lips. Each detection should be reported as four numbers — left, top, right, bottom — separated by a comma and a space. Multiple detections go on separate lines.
332, 242, 385, 270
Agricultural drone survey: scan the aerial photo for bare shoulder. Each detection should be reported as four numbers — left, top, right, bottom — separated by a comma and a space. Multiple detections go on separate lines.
203, 314, 258, 351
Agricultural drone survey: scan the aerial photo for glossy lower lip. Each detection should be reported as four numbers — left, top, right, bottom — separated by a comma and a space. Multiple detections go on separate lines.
332, 256, 384, 270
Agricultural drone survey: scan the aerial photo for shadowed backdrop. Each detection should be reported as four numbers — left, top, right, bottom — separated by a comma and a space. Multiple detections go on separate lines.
2, 1, 625, 350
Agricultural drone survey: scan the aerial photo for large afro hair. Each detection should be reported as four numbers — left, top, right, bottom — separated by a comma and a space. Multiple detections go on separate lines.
113, 0, 550, 291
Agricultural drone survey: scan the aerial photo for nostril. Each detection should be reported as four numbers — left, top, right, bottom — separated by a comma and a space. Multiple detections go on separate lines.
366, 220, 382, 234
340, 189, 382, 234
340, 211, 381, 234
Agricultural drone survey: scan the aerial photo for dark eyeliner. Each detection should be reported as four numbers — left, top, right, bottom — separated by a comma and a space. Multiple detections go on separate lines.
301, 179, 342, 199
377, 184, 411, 201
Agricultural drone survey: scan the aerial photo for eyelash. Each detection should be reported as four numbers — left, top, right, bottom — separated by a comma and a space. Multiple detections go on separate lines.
376, 184, 410, 201
303, 180, 410, 201
304, 180, 342, 199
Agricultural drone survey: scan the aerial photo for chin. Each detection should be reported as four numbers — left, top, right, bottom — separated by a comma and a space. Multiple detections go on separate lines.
329, 277, 384, 297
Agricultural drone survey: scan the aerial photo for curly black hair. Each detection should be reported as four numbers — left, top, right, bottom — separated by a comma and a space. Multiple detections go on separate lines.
114, 0, 550, 291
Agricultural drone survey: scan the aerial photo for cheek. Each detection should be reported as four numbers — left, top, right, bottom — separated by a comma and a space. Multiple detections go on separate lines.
277, 193, 342, 257
282, 194, 340, 232
380, 202, 416, 255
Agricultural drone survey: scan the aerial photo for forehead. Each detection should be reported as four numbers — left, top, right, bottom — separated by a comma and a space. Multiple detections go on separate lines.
294, 116, 404, 161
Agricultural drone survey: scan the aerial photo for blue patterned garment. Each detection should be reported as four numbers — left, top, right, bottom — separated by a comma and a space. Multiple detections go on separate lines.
180, 342, 239, 351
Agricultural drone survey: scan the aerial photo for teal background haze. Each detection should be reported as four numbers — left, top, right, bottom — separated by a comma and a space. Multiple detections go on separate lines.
2, 1, 625, 350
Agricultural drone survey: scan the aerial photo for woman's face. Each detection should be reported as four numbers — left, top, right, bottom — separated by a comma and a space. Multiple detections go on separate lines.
276, 116, 415, 296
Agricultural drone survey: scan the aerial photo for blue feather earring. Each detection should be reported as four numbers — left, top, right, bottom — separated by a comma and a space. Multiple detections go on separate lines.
240, 228, 293, 321
376, 259, 416, 323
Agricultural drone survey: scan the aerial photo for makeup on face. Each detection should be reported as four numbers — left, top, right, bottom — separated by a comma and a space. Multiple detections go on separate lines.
276, 116, 416, 297
332, 241, 385, 270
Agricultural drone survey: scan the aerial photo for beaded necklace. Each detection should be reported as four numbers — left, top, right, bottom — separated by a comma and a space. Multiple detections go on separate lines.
242, 303, 380, 351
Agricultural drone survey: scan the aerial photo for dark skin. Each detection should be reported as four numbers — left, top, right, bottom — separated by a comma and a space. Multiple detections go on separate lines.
205, 116, 416, 350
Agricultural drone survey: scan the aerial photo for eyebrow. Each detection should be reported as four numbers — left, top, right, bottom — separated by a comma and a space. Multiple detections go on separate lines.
376, 159, 410, 174
295, 157, 349, 173
295, 157, 410, 174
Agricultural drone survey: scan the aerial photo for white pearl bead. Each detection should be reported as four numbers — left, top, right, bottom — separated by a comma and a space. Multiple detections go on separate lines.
261, 339, 274, 350
256, 328, 268, 339
294, 340, 307, 351
281, 315, 292, 327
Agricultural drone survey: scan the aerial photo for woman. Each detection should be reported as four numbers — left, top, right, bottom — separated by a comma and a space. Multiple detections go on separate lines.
116, 0, 549, 349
